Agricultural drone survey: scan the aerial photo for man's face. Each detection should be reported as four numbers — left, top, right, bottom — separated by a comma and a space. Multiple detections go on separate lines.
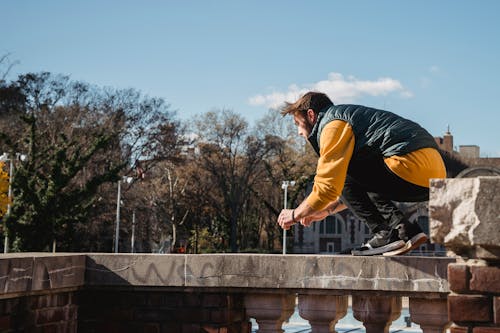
293, 112, 314, 139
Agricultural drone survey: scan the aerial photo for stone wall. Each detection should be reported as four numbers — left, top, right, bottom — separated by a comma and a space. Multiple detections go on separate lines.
0, 252, 455, 332
430, 176, 500, 333
0, 291, 78, 332
0, 253, 85, 332
78, 289, 248, 333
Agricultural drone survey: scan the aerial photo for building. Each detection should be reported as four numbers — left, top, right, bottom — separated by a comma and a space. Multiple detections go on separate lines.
434, 128, 500, 175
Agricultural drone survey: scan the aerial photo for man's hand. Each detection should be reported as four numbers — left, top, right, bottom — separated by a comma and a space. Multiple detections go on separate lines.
277, 209, 296, 230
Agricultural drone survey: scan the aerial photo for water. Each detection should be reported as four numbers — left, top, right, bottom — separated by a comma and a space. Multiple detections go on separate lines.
251, 306, 422, 333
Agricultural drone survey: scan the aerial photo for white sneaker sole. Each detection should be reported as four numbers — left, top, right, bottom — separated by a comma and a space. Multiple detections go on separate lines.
351, 240, 405, 256
383, 233, 429, 256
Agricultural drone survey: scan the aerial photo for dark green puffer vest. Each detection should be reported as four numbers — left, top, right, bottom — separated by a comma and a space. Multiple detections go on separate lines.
308, 104, 438, 159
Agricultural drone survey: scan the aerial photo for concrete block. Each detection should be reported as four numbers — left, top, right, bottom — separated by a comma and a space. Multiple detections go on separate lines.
85, 254, 185, 287
32, 254, 85, 290
185, 254, 453, 294
430, 177, 500, 260
0, 257, 33, 293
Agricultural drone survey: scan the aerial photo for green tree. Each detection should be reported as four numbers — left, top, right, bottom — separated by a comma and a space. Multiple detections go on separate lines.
0, 72, 181, 251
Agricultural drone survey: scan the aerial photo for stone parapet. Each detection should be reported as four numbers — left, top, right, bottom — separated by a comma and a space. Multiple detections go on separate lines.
430, 177, 500, 261
0, 253, 455, 332
86, 253, 454, 296
429, 177, 500, 333
0, 253, 86, 295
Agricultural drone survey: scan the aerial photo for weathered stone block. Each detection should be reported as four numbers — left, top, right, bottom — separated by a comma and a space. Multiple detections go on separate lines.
473, 328, 500, 333
470, 266, 500, 294
32, 255, 85, 290
0, 257, 33, 293
185, 254, 453, 295
448, 294, 492, 323
430, 177, 500, 260
449, 264, 470, 293
85, 254, 185, 287
409, 298, 450, 332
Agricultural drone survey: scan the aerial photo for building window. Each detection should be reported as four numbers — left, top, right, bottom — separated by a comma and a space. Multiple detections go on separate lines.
336, 219, 343, 234
326, 219, 335, 234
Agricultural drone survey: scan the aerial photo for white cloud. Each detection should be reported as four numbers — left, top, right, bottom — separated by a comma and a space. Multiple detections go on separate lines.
429, 65, 440, 74
248, 72, 413, 109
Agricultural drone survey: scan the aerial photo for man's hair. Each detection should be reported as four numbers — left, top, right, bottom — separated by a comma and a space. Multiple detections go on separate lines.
280, 91, 334, 117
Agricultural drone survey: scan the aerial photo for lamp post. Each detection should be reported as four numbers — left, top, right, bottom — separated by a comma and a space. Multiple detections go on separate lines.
281, 180, 295, 255
115, 176, 133, 253
0, 152, 27, 253
131, 209, 136, 253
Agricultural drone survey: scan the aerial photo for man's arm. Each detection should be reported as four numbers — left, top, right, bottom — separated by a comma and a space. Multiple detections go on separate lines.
278, 120, 354, 230
278, 198, 347, 230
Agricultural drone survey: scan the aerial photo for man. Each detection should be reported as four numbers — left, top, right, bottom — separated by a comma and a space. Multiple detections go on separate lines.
277, 92, 446, 255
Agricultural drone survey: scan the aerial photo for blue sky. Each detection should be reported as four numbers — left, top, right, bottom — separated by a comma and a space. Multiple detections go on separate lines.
2, 0, 499, 156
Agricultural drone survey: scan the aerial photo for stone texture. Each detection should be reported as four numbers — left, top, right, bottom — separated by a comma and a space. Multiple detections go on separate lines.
352, 296, 401, 333
0, 254, 85, 294
32, 255, 85, 290
429, 177, 500, 260
448, 264, 470, 293
473, 328, 500, 333
0, 253, 457, 332
409, 298, 450, 333
73, 253, 455, 295
470, 265, 500, 294
0, 256, 34, 293
244, 293, 295, 333
448, 295, 492, 323
184, 254, 453, 295
85, 254, 186, 287
298, 294, 348, 332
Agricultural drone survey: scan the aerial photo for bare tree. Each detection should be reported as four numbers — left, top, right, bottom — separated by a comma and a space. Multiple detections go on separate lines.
191, 109, 280, 252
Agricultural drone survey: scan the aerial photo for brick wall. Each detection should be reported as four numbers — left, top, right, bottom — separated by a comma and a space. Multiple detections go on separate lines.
77, 289, 249, 333
448, 263, 500, 333
0, 289, 249, 333
0, 291, 78, 332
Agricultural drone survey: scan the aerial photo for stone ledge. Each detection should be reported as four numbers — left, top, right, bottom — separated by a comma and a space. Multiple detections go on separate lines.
0, 253, 86, 295
86, 253, 454, 296
0, 253, 455, 298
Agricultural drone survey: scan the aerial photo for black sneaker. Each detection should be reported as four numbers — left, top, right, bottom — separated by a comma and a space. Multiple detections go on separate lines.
351, 229, 405, 256
383, 221, 429, 256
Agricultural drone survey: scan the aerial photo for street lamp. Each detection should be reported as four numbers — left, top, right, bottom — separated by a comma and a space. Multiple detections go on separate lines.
281, 180, 295, 255
130, 209, 136, 253
0, 152, 27, 253
114, 176, 133, 253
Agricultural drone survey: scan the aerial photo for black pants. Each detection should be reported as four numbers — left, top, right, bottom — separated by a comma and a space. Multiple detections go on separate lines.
341, 153, 429, 234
